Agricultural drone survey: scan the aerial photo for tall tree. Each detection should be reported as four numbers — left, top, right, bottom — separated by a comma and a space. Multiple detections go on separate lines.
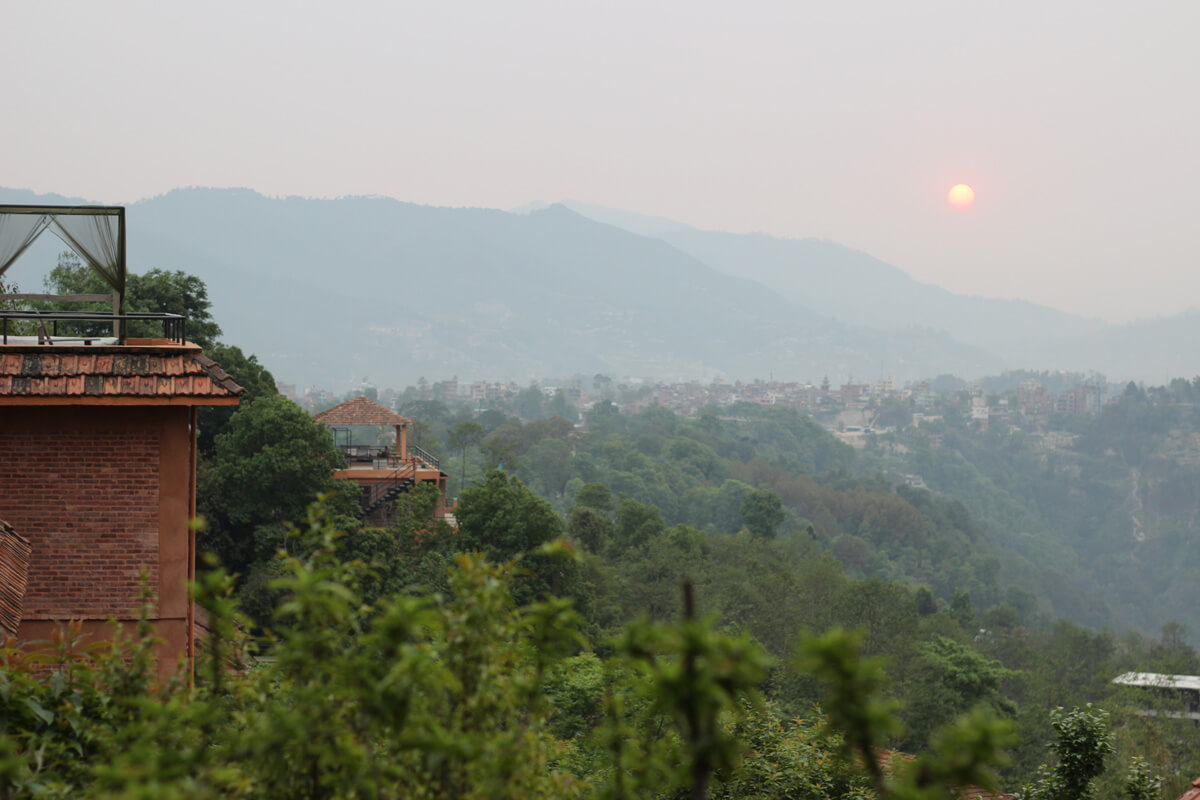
740, 489, 785, 538
455, 470, 562, 562
447, 420, 484, 495
197, 343, 278, 457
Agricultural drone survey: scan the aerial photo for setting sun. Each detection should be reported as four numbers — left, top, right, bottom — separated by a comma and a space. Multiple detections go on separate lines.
948, 184, 975, 210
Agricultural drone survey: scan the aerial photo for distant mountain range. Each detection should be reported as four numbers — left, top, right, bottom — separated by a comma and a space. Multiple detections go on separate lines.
2, 186, 1197, 388
524, 200, 1200, 385
521, 199, 1110, 353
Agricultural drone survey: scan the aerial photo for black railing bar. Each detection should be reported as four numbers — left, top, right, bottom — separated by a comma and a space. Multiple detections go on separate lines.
0, 311, 186, 320
0, 310, 187, 345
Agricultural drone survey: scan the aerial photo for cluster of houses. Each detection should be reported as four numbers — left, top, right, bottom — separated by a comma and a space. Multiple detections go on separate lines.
287, 371, 1116, 439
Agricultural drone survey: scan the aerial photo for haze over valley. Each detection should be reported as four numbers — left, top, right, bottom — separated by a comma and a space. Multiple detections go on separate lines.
3, 185, 1196, 390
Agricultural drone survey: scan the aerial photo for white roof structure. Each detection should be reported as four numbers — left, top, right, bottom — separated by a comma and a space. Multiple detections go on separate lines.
1114, 672, 1200, 721
1113, 672, 1200, 691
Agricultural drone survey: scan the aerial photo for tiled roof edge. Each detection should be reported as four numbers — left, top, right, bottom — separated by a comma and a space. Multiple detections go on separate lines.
313, 395, 412, 426
0, 519, 30, 547
193, 353, 246, 396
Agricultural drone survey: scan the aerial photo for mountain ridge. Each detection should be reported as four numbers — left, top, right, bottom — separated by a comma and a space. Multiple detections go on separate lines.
4, 187, 1197, 387
541, 200, 1109, 351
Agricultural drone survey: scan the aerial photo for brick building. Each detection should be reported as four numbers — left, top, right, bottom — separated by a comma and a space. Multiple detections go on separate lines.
0, 345, 244, 671
0, 204, 243, 673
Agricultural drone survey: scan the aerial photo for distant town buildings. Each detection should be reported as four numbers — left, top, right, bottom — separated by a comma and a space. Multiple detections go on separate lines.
294, 371, 1113, 436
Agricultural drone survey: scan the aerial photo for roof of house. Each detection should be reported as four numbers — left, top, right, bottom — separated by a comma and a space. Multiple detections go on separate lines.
313, 395, 411, 427
960, 787, 1014, 800
0, 344, 245, 405
1114, 672, 1200, 692
1177, 777, 1200, 800
877, 751, 1013, 800
0, 519, 31, 638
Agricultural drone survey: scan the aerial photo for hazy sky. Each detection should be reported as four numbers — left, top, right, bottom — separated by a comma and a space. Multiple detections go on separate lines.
5, 1, 1198, 323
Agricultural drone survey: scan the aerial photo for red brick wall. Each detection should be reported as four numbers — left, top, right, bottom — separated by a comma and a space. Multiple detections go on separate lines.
0, 422, 160, 620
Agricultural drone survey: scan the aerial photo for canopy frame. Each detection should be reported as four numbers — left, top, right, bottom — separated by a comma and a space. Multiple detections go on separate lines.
0, 205, 127, 341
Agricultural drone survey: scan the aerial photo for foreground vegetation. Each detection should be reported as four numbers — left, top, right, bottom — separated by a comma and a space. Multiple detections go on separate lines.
0, 499, 1166, 800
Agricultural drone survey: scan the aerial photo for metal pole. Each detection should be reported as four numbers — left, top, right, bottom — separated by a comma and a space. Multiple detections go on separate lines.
117, 207, 126, 343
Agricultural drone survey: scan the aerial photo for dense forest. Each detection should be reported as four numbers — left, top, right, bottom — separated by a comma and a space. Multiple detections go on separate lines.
5, 264, 1200, 798
851, 381, 1200, 635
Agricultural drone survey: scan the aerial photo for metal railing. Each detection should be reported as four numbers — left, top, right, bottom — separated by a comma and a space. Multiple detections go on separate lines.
408, 444, 440, 469
341, 444, 389, 463
360, 461, 418, 517
0, 310, 187, 345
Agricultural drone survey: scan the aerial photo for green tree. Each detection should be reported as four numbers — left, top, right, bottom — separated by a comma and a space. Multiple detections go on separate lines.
740, 489, 785, 538
800, 627, 1014, 800
197, 342, 278, 457
593, 373, 614, 400
455, 470, 563, 562
616, 581, 771, 800
575, 482, 614, 514
517, 382, 545, 420
525, 437, 572, 496
586, 399, 625, 436
480, 422, 524, 470
905, 635, 1017, 746
612, 497, 666, 554
1122, 757, 1162, 800
567, 506, 611, 554
951, 590, 975, 630
877, 396, 914, 428
916, 587, 938, 617
198, 394, 352, 577
547, 388, 578, 421
1019, 706, 1115, 800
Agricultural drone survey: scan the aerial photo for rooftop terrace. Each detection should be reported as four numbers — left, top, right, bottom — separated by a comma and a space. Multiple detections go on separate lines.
0, 204, 184, 347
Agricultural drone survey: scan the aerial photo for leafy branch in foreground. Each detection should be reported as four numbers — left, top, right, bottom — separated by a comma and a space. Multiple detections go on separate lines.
800, 627, 1015, 800
615, 580, 772, 800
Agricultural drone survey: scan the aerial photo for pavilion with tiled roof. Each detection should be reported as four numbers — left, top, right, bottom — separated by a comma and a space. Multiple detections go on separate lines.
313, 396, 447, 524
314, 395, 413, 467
314, 395, 411, 427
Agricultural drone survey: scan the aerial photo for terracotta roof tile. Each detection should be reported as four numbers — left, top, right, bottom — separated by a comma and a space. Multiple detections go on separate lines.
0, 520, 31, 638
0, 345, 245, 402
1178, 777, 1200, 800
313, 395, 412, 427
877, 752, 1012, 800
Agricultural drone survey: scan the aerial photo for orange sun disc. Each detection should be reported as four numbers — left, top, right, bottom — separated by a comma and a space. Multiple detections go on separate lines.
948, 184, 975, 209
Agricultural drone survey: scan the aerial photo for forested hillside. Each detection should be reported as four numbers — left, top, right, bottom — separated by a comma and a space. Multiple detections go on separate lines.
841, 381, 1200, 637
344, 385, 1199, 777
396, 392, 1104, 629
